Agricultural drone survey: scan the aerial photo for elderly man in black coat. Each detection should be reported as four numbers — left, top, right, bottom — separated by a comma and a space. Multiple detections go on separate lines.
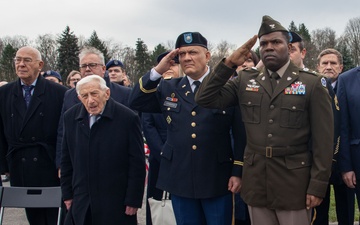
0, 46, 68, 225
61, 75, 145, 225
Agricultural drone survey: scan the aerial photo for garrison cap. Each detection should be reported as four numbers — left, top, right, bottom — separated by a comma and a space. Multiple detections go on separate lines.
258, 15, 288, 38
157, 51, 179, 64
43, 70, 62, 81
175, 32, 207, 49
290, 31, 303, 43
106, 60, 124, 70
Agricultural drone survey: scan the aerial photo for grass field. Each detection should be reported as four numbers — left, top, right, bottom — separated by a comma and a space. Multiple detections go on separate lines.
329, 186, 359, 222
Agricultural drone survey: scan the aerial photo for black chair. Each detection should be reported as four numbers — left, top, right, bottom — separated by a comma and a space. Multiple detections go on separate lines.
0, 186, 62, 225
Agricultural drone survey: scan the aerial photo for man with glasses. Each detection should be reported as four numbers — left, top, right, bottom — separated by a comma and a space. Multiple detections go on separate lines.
0, 46, 68, 225
55, 47, 132, 173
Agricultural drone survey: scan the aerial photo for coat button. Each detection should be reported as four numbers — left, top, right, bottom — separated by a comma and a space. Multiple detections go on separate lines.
167, 107, 170, 111
268, 134, 273, 138
191, 122, 196, 127
192, 145, 197, 150
191, 133, 196, 138
292, 106, 297, 110
191, 111, 196, 116
270, 105, 275, 109
247, 101, 252, 105
21, 158, 26, 162
269, 119, 274, 124
33, 157, 38, 162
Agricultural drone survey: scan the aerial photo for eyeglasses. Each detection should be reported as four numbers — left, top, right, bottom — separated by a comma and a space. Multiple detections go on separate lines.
13, 57, 37, 64
79, 63, 103, 70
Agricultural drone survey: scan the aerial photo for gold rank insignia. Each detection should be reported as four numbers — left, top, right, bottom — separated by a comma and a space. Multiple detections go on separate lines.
166, 115, 172, 124
171, 93, 175, 98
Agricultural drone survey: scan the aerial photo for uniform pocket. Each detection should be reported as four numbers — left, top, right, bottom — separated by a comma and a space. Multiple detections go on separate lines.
240, 92, 262, 124
161, 142, 174, 161
280, 95, 306, 128
285, 151, 311, 169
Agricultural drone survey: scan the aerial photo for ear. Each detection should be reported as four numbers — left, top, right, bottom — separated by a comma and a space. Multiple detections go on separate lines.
105, 88, 110, 100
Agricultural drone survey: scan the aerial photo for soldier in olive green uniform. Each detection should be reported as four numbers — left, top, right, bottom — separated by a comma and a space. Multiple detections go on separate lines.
195, 15, 334, 225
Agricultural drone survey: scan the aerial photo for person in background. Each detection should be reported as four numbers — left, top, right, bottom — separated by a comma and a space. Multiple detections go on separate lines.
195, 15, 334, 225
129, 32, 243, 225
106, 59, 127, 86
315, 48, 355, 225
0, 46, 68, 225
61, 75, 145, 225
233, 50, 259, 225
65, 70, 81, 88
142, 51, 182, 225
289, 32, 307, 69
337, 66, 360, 219
43, 70, 64, 85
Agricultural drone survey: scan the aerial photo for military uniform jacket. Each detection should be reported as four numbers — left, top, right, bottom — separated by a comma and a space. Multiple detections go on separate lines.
0, 75, 68, 187
196, 61, 334, 210
129, 71, 243, 199
61, 98, 145, 225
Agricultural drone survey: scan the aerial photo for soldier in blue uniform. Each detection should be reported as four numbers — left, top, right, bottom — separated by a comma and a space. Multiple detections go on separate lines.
129, 32, 243, 225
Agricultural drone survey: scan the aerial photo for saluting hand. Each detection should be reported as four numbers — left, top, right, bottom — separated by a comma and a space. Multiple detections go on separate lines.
224, 35, 258, 68
154, 49, 179, 75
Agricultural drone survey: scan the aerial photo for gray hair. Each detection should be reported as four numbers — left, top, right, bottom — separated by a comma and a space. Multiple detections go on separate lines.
76, 75, 108, 95
79, 47, 105, 65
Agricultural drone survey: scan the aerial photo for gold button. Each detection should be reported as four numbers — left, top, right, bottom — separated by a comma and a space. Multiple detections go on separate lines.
191, 122, 196, 127
248, 101, 252, 105
192, 133, 196, 138
167, 107, 170, 111
222, 111, 226, 114
192, 145, 197, 150
292, 106, 297, 110
301, 162, 305, 165
192, 111, 196, 116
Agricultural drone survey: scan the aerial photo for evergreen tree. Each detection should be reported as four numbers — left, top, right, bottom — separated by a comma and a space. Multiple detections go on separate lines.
57, 26, 80, 81
0, 44, 17, 82
151, 44, 168, 66
338, 42, 355, 72
288, 21, 298, 32
134, 38, 151, 82
86, 31, 111, 63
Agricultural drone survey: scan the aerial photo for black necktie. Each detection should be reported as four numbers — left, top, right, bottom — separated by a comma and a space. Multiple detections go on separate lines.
270, 72, 280, 93
23, 85, 34, 107
193, 81, 201, 94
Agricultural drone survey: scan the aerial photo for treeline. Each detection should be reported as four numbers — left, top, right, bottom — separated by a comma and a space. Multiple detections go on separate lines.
0, 16, 359, 84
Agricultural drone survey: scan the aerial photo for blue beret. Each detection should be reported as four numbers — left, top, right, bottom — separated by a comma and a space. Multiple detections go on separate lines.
106, 60, 124, 70
156, 51, 179, 64
290, 32, 303, 43
43, 70, 62, 81
175, 32, 207, 49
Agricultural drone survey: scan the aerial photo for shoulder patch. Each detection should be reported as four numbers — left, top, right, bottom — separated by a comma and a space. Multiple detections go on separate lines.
321, 77, 327, 87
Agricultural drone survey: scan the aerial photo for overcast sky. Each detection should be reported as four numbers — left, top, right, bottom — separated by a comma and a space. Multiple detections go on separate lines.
2, 0, 359, 51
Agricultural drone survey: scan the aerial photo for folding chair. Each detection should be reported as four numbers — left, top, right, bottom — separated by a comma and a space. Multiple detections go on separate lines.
0, 186, 62, 225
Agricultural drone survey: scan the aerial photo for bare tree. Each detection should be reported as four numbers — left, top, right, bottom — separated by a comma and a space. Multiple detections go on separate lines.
208, 40, 235, 69
36, 34, 59, 71
344, 17, 360, 66
311, 27, 337, 53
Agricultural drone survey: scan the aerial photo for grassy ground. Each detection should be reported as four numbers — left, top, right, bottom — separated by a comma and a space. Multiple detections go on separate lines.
329, 186, 359, 222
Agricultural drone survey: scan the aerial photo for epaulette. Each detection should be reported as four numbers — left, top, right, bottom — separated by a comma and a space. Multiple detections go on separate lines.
300, 68, 318, 76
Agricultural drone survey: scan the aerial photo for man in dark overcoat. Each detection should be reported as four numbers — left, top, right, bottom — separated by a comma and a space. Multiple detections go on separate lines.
55, 46, 131, 171
0, 46, 68, 225
61, 75, 145, 225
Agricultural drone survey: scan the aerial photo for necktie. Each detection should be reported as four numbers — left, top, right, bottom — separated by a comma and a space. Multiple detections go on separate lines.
193, 81, 201, 94
23, 85, 34, 107
89, 115, 100, 128
270, 72, 280, 93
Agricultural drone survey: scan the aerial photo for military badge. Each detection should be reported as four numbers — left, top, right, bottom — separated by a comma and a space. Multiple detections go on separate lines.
284, 81, 306, 95
184, 33, 193, 44
166, 115, 172, 124
166, 97, 178, 102
164, 101, 177, 108
246, 79, 260, 92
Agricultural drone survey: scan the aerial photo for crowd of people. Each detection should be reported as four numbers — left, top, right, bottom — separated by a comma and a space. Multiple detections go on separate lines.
0, 15, 359, 225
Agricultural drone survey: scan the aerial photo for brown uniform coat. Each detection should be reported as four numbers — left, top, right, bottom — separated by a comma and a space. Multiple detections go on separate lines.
195, 61, 334, 210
